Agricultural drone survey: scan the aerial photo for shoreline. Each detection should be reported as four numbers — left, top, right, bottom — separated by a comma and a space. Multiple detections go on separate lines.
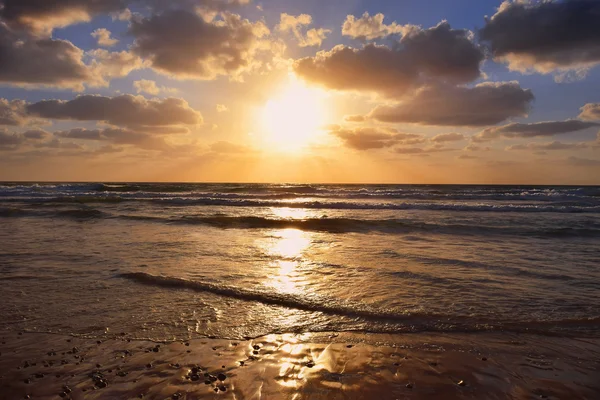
1, 331, 599, 399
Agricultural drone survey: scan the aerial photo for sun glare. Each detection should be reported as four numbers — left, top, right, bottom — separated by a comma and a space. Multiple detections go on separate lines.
261, 75, 327, 152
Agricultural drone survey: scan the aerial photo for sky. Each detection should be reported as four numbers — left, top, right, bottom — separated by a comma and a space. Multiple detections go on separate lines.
0, 0, 599, 184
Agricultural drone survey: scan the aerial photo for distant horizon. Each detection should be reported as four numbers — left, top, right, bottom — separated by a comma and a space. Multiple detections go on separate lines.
2, 180, 599, 187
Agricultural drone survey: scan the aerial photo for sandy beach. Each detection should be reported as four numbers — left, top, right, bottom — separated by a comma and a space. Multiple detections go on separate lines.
1, 331, 599, 399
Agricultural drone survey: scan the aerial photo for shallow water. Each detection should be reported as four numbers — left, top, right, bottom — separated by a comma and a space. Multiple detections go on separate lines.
1, 183, 599, 341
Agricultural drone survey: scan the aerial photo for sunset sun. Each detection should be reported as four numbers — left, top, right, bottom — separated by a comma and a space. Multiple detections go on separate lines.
261, 75, 327, 152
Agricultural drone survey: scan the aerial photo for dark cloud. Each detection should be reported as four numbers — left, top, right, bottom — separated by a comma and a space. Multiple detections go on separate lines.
130, 9, 271, 80
480, 0, 600, 75
370, 82, 534, 126
566, 156, 600, 167
0, 128, 49, 149
0, 0, 127, 35
22, 129, 50, 140
473, 120, 599, 142
26, 94, 202, 129
506, 141, 589, 151
0, 24, 94, 90
0, 0, 251, 35
579, 103, 600, 121
329, 126, 424, 150
54, 127, 169, 150
0, 130, 23, 148
431, 132, 465, 143
294, 21, 483, 96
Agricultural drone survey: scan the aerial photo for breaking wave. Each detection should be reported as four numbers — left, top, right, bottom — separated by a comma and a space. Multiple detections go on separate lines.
118, 272, 600, 336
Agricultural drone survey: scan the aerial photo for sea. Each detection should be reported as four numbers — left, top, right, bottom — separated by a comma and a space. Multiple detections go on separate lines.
1, 183, 599, 342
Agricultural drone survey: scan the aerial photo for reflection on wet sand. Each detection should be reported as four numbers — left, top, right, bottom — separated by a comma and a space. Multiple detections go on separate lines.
1, 331, 599, 399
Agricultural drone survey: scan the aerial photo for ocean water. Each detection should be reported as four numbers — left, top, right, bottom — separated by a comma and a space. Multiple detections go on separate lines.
0, 183, 599, 341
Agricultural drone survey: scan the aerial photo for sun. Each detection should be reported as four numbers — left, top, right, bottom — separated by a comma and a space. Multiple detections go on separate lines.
260, 75, 328, 152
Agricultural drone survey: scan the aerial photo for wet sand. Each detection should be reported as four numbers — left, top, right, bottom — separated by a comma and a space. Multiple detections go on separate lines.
1, 331, 599, 399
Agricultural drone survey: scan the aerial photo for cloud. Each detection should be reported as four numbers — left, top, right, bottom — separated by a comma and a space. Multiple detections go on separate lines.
506, 141, 589, 151
88, 49, 146, 84
216, 104, 229, 112
133, 79, 160, 95
464, 144, 491, 152
370, 82, 533, 126
0, 0, 127, 36
344, 115, 366, 123
329, 126, 425, 150
431, 132, 466, 143
26, 94, 202, 129
394, 145, 455, 155
566, 156, 600, 167
473, 120, 599, 142
132, 79, 178, 95
342, 12, 408, 40
0, 99, 29, 126
209, 140, 254, 153
0, 128, 50, 149
54, 127, 169, 150
91, 28, 118, 47
579, 103, 600, 121
0, 0, 252, 35
480, 0, 600, 76
130, 9, 273, 80
0, 23, 95, 90
458, 154, 478, 160
294, 21, 483, 96
277, 13, 330, 47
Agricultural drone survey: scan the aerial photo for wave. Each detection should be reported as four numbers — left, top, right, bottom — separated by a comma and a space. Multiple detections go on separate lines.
118, 272, 600, 336
3, 195, 600, 213
151, 216, 600, 237
3, 210, 599, 237
2, 183, 600, 204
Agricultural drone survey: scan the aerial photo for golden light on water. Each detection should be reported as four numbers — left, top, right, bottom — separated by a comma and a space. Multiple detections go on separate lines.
261, 74, 328, 152
270, 229, 311, 259
262, 228, 312, 294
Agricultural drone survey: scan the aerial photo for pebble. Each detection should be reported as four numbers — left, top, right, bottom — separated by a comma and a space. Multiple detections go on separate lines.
204, 380, 211, 385
306, 361, 315, 368
457, 380, 466, 387
217, 373, 227, 381
406, 383, 413, 389
209, 374, 217, 382
253, 345, 260, 350
146, 363, 152, 369
218, 385, 227, 392
190, 374, 200, 381
346, 345, 354, 348
482, 357, 488, 361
